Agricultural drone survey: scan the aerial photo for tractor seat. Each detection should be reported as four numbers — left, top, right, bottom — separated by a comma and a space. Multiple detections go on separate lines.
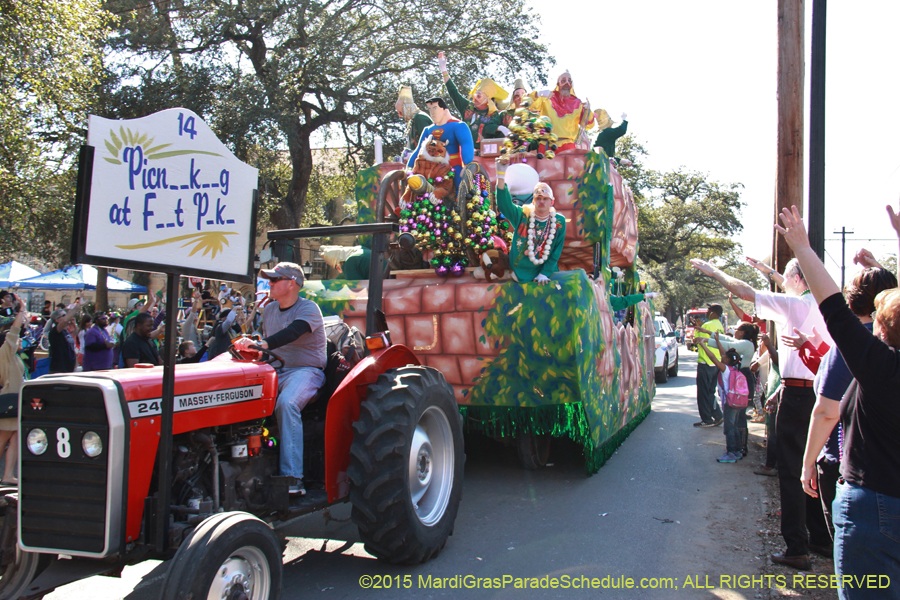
302, 340, 352, 420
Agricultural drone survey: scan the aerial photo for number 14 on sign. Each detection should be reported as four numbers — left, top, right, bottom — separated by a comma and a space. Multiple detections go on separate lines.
177, 113, 197, 139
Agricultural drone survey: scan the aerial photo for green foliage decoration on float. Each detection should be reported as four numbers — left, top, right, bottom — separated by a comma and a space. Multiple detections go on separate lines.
573, 150, 614, 247
463, 270, 638, 472
354, 166, 380, 249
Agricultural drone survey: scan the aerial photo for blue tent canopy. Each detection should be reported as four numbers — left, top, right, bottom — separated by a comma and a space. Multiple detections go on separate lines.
12, 265, 148, 293
0, 261, 40, 288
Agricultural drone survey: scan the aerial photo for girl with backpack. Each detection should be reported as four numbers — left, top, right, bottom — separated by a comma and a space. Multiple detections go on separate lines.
696, 335, 750, 463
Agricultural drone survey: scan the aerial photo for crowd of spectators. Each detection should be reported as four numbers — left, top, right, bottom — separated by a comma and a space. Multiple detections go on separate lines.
30, 282, 259, 375
0, 281, 259, 486
690, 205, 900, 599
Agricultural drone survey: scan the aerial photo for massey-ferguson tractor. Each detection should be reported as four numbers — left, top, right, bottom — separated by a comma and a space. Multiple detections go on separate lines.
0, 223, 465, 600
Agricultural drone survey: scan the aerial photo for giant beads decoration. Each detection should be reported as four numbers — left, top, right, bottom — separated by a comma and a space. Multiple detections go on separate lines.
463, 172, 498, 256
501, 98, 559, 160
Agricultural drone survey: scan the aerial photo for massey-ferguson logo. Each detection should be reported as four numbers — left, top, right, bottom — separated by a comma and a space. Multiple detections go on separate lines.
30, 398, 43, 411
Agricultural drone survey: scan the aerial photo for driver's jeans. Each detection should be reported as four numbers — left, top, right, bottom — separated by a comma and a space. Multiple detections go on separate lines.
275, 366, 326, 481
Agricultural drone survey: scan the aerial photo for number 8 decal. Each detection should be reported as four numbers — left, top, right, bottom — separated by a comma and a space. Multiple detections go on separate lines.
57, 427, 71, 458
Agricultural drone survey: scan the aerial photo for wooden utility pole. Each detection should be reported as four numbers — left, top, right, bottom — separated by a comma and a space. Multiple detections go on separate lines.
774, 0, 805, 274
95, 266, 109, 311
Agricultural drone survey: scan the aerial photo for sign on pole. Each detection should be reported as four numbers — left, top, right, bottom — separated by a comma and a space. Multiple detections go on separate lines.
71, 108, 260, 553
73, 108, 258, 283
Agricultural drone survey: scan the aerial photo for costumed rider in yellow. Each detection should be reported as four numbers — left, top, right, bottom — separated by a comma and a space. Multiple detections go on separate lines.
494, 156, 566, 285
529, 70, 596, 151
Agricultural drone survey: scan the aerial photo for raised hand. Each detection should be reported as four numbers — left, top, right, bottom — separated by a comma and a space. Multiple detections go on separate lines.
853, 248, 882, 269
745, 256, 766, 270
689, 258, 715, 276
807, 326, 824, 349
774, 205, 811, 250
888, 202, 900, 236
781, 327, 810, 350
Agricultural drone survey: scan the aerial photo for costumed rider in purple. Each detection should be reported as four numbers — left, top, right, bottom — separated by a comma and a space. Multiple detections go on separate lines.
494, 155, 566, 285
234, 262, 327, 497
407, 97, 475, 190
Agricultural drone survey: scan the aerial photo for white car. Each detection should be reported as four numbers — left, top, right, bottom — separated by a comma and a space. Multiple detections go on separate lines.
654, 316, 679, 383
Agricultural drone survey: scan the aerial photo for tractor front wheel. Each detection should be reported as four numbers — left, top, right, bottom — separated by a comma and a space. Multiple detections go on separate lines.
158, 512, 281, 600
0, 489, 53, 600
0, 548, 52, 600
348, 366, 464, 564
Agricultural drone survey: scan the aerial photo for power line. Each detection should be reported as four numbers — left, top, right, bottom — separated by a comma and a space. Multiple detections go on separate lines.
823, 238, 896, 242
834, 227, 854, 289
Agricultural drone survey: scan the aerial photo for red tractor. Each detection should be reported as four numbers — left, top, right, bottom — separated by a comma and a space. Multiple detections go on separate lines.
0, 223, 465, 600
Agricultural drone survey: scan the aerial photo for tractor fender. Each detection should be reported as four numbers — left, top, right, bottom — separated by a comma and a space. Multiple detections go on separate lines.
324, 344, 420, 502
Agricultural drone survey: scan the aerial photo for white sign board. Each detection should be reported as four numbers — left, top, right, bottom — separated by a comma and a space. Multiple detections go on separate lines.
80, 108, 258, 281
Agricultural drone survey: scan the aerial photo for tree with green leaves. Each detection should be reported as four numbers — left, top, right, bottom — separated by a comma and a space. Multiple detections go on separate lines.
0, 0, 112, 266
101, 0, 552, 231
616, 135, 762, 324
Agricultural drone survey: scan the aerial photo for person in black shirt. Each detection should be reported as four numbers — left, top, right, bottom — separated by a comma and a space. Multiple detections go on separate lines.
48, 299, 82, 374
777, 205, 900, 596
121, 313, 161, 367
177, 340, 208, 364
207, 308, 240, 359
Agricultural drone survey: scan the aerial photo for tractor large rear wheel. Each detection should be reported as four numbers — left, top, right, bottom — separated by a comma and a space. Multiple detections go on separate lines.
348, 366, 464, 564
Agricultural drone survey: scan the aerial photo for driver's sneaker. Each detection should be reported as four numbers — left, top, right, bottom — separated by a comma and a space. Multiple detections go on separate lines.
717, 452, 738, 463
288, 483, 306, 496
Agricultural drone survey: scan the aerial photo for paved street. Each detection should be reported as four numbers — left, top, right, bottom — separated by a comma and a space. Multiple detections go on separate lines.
46, 349, 832, 600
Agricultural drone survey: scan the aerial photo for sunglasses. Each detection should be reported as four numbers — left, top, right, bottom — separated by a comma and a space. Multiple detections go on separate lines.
268, 276, 292, 283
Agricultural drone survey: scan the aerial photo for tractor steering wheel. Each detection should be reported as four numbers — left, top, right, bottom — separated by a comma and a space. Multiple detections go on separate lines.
248, 345, 285, 370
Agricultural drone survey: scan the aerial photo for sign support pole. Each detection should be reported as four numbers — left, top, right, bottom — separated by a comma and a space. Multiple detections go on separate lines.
154, 273, 180, 552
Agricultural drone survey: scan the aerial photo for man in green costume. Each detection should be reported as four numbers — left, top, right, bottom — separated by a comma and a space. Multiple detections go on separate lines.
396, 85, 432, 162
438, 51, 506, 151
500, 77, 529, 130
593, 110, 629, 161
495, 157, 566, 284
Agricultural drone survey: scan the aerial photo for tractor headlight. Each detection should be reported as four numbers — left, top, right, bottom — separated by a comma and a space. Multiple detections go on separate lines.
26, 429, 48, 455
81, 431, 103, 458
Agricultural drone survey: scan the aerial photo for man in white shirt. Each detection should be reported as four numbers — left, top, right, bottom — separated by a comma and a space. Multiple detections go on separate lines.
691, 257, 833, 571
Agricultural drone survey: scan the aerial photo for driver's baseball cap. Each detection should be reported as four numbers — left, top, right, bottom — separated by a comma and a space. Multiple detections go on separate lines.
259, 262, 305, 285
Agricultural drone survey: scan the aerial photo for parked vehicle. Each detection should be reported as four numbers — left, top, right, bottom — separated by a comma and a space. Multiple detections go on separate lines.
683, 308, 708, 351
653, 316, 679, 383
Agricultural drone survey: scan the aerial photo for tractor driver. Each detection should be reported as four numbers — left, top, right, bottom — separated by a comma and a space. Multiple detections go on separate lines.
241, 262, 327, 496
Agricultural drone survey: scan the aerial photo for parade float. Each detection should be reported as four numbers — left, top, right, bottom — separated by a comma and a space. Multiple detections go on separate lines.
297, 129, 655, 473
